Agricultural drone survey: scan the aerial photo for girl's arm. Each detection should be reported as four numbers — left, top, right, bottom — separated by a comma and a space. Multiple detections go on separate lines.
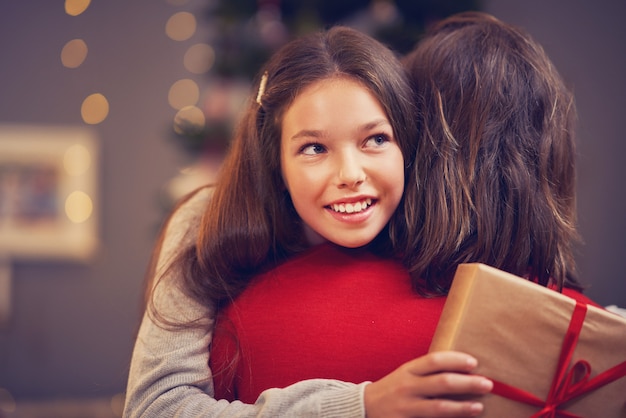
123, 281, 366, 417
124, 295, 488, 418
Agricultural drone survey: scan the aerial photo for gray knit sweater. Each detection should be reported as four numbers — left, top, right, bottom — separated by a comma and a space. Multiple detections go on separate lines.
123, 187, 368, 417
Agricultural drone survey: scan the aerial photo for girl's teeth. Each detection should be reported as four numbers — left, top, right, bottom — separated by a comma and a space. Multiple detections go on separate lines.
332, 199, 371, 213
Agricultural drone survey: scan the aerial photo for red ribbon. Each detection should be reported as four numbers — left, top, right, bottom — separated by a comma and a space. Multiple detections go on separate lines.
490, 301, 626, 417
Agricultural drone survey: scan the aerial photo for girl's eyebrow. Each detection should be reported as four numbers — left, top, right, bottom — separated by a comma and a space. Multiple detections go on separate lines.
290, 129, 326, 141
362, 119, 392, 131
289, 119, 391, 141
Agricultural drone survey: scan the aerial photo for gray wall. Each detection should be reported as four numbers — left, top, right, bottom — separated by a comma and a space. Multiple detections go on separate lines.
0, 0, 624, 403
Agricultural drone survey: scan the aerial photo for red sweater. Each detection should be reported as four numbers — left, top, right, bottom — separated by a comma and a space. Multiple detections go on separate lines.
210, 243, 598, 403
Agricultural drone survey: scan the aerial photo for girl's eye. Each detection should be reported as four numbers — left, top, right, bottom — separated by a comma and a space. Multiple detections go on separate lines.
300, 143, 326, 155
365, 133, 390, 147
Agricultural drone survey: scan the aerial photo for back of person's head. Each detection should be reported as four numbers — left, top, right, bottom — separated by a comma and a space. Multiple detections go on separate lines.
402, 11, 581, 294
192, 26, 417, 304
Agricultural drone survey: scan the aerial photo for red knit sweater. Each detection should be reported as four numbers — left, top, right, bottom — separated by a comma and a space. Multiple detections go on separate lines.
209, 243, 597, 403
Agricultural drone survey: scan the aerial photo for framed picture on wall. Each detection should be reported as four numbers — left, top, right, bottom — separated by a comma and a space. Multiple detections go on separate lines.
0, 124, 98, 261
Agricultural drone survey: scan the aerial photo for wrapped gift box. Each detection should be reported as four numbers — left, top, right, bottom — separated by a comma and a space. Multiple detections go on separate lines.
429, 263, 626, 417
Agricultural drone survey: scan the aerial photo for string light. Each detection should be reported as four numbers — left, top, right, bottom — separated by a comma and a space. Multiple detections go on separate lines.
61, 39, 88, 68
168, 79, 200, 110
80, 93, 109, 125
184, 43, 215, 74
63, 144, 92, 177
65, 191, 93, 224
173, 105, 205, 135
64, 0, 91, 16
165, 11, 197, 41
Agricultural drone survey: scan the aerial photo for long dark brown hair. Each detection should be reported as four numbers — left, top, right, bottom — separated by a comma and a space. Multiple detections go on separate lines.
147, 26, 417, 322
402, 12, 582, 294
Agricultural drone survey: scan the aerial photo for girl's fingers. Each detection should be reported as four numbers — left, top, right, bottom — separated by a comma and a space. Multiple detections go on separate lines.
411, 372, 493, 397
403, 351, 493, 398
406, 398, 486, 418
405, 351, 480, 376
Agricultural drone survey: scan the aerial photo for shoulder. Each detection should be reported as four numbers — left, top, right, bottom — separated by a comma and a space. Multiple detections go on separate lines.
157, 186, 213, 269
164, 187, 212, 244
168, 186, 213, 233
151, 186, 215, 320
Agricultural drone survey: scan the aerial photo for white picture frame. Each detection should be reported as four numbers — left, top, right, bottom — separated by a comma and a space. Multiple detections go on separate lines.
0, 124, 98, 261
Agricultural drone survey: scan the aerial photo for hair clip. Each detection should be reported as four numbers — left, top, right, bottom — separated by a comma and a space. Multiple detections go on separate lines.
256, 71, 268, 106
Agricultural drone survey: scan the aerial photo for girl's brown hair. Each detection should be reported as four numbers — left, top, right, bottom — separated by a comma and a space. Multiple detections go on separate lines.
402, 12, 582, 294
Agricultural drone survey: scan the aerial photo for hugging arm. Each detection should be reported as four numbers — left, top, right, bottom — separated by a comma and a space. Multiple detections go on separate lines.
123, 283, 366, 418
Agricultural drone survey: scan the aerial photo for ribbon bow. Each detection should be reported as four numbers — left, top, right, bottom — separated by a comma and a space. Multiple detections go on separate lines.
490, 302, 626, 417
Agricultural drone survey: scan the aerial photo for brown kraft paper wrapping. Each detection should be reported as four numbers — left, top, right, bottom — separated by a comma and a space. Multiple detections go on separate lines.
429, 263, 626, 417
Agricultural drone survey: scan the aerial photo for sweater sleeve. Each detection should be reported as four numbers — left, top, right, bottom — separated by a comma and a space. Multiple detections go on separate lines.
123, 187, 367, 418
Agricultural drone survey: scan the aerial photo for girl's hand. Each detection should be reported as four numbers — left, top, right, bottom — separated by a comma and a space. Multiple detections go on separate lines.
364, 351, 492, 418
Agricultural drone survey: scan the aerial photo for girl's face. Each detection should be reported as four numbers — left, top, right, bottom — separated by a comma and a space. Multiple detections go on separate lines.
280, 77, 404, 248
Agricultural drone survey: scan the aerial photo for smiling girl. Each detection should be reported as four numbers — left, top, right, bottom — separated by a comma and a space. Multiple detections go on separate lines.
124, 26, 491, 418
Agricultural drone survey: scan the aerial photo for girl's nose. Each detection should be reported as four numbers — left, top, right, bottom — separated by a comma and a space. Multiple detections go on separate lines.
336, 153, 366, 189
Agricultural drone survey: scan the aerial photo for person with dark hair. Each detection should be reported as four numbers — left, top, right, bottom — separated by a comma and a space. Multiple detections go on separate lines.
124, 25, 491, 418
401, 11, 582, 294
